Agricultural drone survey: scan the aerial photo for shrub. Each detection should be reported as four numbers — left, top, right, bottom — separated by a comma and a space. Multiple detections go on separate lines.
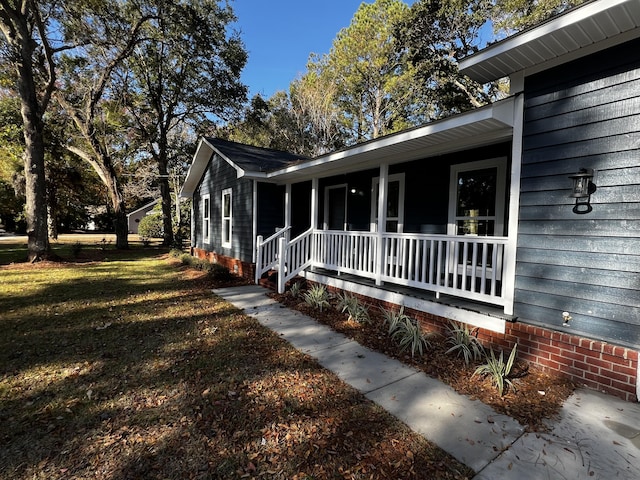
169, 249, 183, 258
303, 284, 330, 312
445, 321, 485, 366
391, 317, 431, 358
473, 344, 518, 396
179, 253, 194, 266
381, 305, 410, 336
336, 292, 370, 323
71, 241, 83, 258
138, 213, 163, 239
208, 263, 233, 282
288, 281, 304, 299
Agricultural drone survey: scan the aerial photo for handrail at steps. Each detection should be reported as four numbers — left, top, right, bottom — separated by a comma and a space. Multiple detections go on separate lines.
255, 226, 291, 284
278, 227, 314, 293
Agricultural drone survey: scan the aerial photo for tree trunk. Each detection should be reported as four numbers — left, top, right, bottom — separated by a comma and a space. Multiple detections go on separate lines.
104, 169, 129, 249
16, 32, 49, 261
158, 161, 173, 247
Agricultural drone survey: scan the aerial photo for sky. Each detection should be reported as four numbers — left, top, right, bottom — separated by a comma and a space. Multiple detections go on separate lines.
232, 0, 415, 99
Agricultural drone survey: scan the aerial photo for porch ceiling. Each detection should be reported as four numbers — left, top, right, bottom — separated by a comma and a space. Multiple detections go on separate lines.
460, 0, 640, 84
264, 97, 515, 183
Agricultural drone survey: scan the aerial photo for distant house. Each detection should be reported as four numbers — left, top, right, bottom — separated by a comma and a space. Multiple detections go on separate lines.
181, 0, 640, 402
127, 199, 160, 234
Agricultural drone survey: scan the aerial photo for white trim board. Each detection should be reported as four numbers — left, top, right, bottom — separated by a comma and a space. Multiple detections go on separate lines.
302, 271, 507, 334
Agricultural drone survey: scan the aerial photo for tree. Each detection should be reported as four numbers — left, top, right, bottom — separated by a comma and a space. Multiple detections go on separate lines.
324, 0, 420, 142
123, 0, 247, 246
55, 0, 154, 249
396, 0, 496, 118
492, 0, 587, 32
0, 0, 58, 260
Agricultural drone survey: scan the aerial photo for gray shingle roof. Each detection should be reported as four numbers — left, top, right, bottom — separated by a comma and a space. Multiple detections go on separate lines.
205, 137, 308, 173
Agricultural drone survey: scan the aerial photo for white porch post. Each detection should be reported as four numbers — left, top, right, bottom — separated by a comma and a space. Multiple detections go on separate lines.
310, 178, 318, 229
284, 183, 292, 241
277, 236, 286, 293
503, 89, 524, 316
375, 164, 388, 286
310, 178, 319, 269
252, 179, 258, 263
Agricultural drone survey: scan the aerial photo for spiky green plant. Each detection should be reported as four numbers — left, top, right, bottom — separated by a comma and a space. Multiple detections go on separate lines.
303, 284, 330, 312
288, 281, 304, 299
445, 321, 485, 366
473, 344, 518, 396
392, 317, 431, 358
381, 305, 410, 336
336, 292, 370, 323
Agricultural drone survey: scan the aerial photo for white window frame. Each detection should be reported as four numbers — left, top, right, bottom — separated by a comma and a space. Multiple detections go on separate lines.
448, 158, 507, 237
370, 173, 405, 233
221, 188, 232, 248
202, 194, 210, 244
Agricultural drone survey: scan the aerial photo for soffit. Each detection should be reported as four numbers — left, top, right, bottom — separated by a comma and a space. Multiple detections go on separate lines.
263, 97, 515, 183
460, 0, 640, 84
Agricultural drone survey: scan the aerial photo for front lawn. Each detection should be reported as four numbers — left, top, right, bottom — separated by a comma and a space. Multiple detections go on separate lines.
0, 243, 472, 479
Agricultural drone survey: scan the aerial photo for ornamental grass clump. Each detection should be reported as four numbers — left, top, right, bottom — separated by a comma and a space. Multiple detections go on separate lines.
445, 321, 485, 366
381, 305, 411, 336
288, 281, 304, 299
473, 344, 518, 396
392, 317, 431, 358
336, 292, 370, 323
303, 284, 330, 312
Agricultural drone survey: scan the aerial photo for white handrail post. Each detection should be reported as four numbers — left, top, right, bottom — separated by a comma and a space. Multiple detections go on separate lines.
277, 236, 286, 294
255, 235, 263, 284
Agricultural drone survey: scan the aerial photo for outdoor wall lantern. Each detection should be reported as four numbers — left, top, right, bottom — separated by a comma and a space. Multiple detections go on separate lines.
568, 168, 596, 214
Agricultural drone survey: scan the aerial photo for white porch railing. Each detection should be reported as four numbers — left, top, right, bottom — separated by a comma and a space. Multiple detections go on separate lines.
258, 229, 509, 309
254, 226, 291, 284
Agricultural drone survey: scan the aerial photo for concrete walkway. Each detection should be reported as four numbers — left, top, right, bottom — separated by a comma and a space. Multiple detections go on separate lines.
213, 285, 640, 479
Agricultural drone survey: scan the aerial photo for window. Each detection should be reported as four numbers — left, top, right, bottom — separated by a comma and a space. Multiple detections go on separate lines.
202, 194, 210, 243
370, 173, 405, 233
221, 188, 232, 248
448, 158, 506, 236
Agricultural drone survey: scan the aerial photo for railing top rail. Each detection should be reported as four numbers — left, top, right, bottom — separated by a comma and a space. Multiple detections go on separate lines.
258, 225, 292, 245
313, 229, 508, 244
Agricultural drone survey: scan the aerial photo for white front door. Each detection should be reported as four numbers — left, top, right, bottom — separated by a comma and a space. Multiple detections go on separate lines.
371, 173, 405, 233
324, 184, 347, 230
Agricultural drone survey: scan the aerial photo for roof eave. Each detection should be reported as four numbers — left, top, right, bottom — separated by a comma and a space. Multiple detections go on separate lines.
264, 97, 515, 183
460, 0, 640, 84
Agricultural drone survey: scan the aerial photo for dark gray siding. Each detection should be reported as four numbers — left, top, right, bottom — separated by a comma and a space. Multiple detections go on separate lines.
517, 38, 640, 347
193, 154, 254, 263
257, 183, 285, 238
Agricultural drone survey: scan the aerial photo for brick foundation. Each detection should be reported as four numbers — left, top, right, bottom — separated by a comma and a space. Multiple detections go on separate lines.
191, 247, 255, 282
317, 283, 639, 402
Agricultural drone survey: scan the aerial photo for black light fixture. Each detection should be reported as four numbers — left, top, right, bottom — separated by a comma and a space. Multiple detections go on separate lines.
568, 168, 596, 214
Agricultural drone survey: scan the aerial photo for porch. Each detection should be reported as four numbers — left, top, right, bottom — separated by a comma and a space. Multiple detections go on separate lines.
255, 227, 514, 320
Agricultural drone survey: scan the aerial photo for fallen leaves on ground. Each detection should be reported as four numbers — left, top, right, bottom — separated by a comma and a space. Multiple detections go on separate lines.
269, 291, 576, 432
0, 251, 473, 480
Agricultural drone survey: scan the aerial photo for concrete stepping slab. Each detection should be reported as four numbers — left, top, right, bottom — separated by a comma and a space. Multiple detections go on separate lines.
366, 372, 524, 472
309, 340, 420, 393
474, 389, 640, 480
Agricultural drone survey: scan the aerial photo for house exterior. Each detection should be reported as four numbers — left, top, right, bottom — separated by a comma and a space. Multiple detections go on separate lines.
181, 0, 640, 402
127, 199, 160, 234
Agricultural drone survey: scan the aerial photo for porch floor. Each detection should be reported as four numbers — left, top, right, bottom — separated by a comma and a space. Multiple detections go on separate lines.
305, 268, 517, 322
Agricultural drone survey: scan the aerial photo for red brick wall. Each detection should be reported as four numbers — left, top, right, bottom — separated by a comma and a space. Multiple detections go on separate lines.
410, 308, 639, 402
191, 247, 255, 281
319, 284, 639, 402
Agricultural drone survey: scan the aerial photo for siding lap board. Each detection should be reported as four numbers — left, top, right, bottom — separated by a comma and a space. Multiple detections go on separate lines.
517, 37, 640, 348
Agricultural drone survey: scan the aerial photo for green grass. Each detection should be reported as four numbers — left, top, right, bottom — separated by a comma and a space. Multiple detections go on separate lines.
0, 239, 473, 480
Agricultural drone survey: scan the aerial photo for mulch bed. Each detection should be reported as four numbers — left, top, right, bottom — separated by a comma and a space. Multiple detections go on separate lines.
262, 286, 576, 432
